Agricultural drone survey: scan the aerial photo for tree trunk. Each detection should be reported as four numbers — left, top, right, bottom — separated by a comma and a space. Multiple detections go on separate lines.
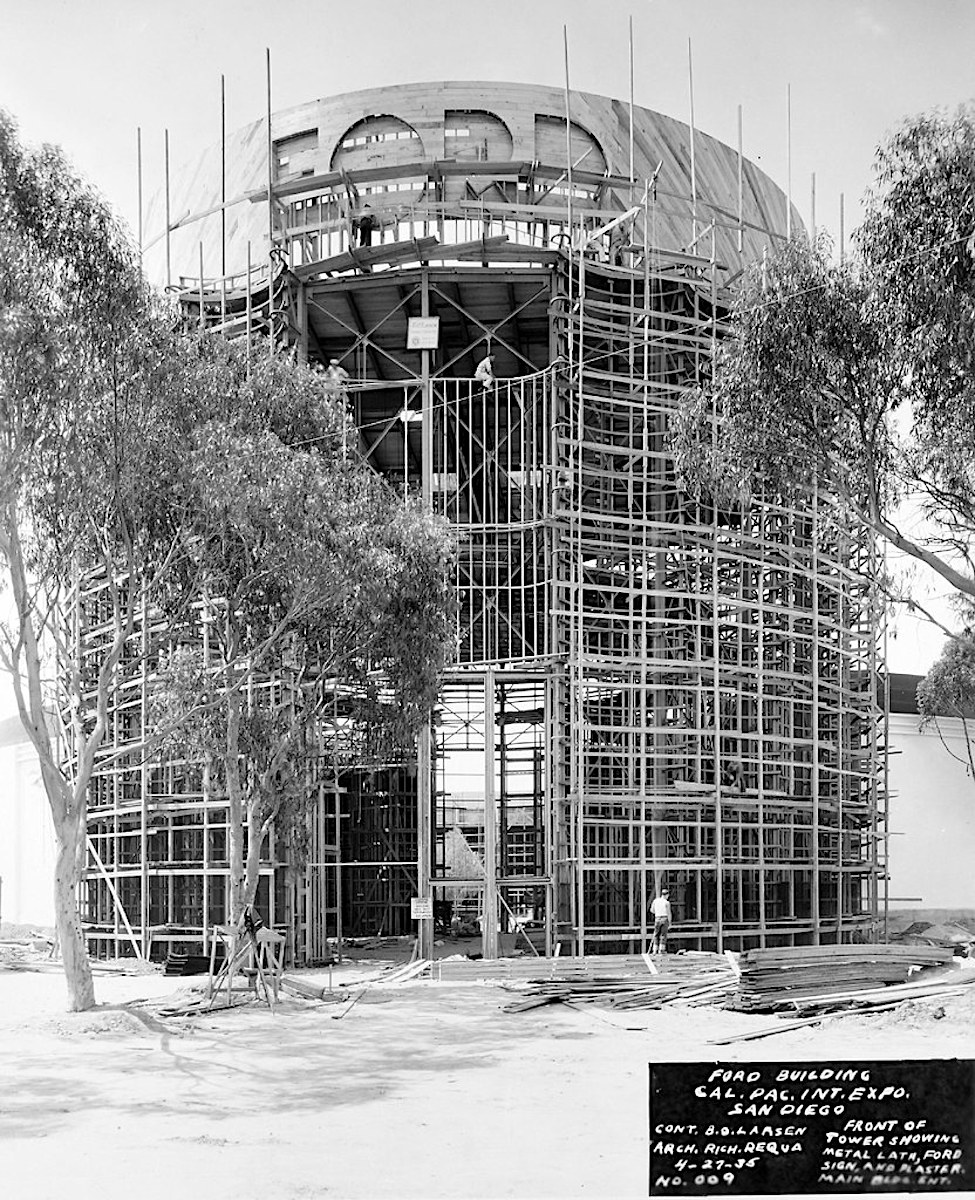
244, 807, 265, 913
227, 787, 246, 927
52, 813, 95, 1012
2, 519, 100, 1012
225, 693, 246, 927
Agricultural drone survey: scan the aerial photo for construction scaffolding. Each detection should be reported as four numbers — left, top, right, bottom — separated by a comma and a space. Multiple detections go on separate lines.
78, 81, 885, 960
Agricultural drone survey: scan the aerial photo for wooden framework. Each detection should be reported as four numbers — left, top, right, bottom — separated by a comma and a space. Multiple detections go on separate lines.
78, 82, 884, 960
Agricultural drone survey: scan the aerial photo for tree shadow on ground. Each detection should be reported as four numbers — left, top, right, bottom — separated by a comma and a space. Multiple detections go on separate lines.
0, 984, 597, 1136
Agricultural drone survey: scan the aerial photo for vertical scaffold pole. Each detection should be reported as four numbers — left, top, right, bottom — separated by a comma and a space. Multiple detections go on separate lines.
221, 74, 227, 279
881, 555, 890, 943
246, 241, 253, 373
198, 243, 205, 332
810, 172, 817, 245
482, 669, 499, 959
736, 106, 743, 255
574, 235, 587, 957
687, 39, 698, 245
266, 48, 275, 358
140, 590, 149, 957
563, 26, 573, 242
839, 192, 845, 264
136, 127, 143, 283
164, 128, 171, 290
786, 84, 793, 240
628, 16, 635, 195
417, 267, 434, 962
710, 225, 723, 953
812, 473, 822, 944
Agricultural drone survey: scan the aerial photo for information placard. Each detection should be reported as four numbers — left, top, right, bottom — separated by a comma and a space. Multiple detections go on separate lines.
406, 317, 440, 350
410, 896, 433, 920
649, 1059, 974, 1195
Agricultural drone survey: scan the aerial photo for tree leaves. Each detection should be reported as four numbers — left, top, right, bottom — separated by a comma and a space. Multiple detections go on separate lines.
674, 105, 975, 614
144, 336, 456, 910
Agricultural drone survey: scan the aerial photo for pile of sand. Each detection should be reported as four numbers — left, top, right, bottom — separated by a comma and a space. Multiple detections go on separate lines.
36, 1009, 153, 1039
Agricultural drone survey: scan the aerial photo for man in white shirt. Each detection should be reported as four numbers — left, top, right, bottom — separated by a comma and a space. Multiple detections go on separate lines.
474, 353, 496, 392
325, 358, 350, 400
650, 888, 672, 955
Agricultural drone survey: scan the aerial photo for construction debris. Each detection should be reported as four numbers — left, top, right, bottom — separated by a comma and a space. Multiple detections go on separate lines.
164, 952, 210, 976
493, 952, 738, 1013
894, 921, 975, 955
726, 943, 957, 1013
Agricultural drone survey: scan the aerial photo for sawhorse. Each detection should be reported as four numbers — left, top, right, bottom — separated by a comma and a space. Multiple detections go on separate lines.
206, 921, 285, 1010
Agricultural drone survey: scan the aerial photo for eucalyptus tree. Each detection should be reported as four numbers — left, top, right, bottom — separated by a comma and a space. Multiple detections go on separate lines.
2, 112, 454, 1010
917, 629, 975, 779
0, 112, 190, 1010
672, 104, 975, 630
150, 343, 455, 925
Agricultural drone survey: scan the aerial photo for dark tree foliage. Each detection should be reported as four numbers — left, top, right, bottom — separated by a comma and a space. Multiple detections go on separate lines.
0, 111, 158, 1011
149, 340, 456, 921
672, 104, 975, 627
1, 107, 456, 1004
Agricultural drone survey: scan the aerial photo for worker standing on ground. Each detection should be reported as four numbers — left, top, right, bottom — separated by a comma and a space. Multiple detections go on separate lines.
650, 888, 672, 955
475, 352, 497, 392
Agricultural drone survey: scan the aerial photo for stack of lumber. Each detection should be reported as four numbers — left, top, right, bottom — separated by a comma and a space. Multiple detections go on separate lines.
727, 944, 958, 1014
471, 952, 739, 1013
163, 952, 210, 977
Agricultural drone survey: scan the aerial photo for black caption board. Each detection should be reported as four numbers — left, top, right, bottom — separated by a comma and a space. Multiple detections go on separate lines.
649, 1060, 974, 1195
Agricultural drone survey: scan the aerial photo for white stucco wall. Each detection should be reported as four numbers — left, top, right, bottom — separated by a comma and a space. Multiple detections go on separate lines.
886, 712, 975, 912
0, 734, 55, 927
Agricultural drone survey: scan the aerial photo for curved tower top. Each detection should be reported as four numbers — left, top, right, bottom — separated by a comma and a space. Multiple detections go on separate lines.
146, 79, 798, 286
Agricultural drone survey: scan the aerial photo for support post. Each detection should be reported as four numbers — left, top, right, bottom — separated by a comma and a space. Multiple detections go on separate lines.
415, 267, 435, 962
687, 39, 698, 245
296, 282, 308, 365
736, 106, 743, 255
265, 48, 274, 258
164, 128, 171, 289
140, 591, 149, 957
221, 74, 227, 278
810, 171, 816, 244
136, 127, 143, 281
265, 48, 275, 359
628, 16, 635, 194
839, 193, 845, 264
417, 719, 433, 960
786, 83, 792, 240
482, 668, 499, 959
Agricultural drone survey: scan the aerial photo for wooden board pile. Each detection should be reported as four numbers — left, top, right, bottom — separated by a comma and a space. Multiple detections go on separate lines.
475, 952, 739, 1013
727, 943, 964, 1015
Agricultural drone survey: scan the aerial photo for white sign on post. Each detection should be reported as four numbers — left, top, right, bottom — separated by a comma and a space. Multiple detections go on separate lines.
406, 317, 440, 350
410, 896, 434, 921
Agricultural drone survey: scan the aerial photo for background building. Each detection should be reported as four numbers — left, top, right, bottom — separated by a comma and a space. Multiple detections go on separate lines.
885, 674, 975, 931
0, 715, 55, 928
79, 81, 885, 960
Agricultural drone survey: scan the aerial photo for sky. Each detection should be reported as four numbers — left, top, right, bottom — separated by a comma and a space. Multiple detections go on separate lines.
2, 0, 974, 672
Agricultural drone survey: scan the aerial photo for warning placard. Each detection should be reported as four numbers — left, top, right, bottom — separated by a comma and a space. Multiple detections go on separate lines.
406, 317, 440, 349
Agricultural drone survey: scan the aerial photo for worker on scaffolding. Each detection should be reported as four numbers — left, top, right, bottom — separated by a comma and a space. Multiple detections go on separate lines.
475, 351, 497, 393
650, 888, 672, 955
608, 225, 627, 267
325, 358, 351, 401
354, 203, 377, 248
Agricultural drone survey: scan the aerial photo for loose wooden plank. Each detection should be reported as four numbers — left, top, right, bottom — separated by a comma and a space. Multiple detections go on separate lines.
709, 1017, 826, 1045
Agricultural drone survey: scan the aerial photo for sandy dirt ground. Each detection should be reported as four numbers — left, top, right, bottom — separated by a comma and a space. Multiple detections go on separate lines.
1, 947, 973, 1200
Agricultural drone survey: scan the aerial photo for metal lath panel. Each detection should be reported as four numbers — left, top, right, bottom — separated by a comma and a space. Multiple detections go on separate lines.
433, 373, 556, 666
553, 258, 883, 954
